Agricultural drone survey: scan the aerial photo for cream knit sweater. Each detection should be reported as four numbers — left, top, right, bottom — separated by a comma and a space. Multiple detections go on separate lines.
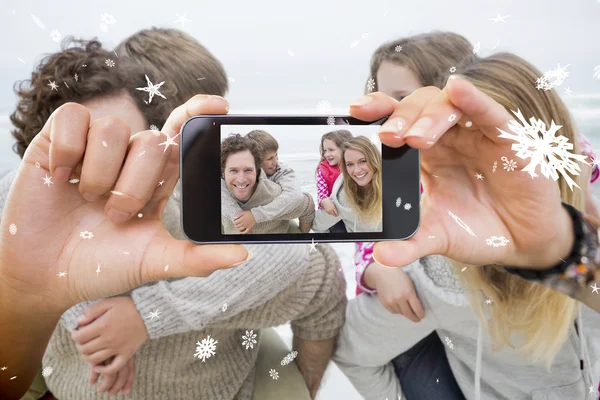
0, 168, 346, 400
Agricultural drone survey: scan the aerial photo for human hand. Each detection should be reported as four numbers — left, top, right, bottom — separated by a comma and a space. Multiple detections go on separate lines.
350, 76, 576, 270
89, 356, 135, 396
234, 210, 256, 234
72, 297, 147, 376
367, 262, 424, 322
321, 198, 338, 216
0, 96, 250, 313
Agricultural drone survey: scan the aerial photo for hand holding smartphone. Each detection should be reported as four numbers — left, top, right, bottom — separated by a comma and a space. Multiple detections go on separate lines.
180, 115, 420, 244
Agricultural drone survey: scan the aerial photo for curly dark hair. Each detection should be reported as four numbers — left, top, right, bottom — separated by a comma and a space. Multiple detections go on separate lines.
10, 37, 128, 158
221, 134, 263, 178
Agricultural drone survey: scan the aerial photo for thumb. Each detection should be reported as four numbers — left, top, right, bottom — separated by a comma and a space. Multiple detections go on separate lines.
373, 217, 444, 268
141, 237, 250, 283
77, 301, 112, 326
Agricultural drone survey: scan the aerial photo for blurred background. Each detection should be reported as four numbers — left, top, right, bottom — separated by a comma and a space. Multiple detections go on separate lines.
1, 0, 599, 398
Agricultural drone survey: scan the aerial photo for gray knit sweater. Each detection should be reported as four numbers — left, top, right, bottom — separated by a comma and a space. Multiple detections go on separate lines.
0, 168, 347, 400
221, 167, 315, 234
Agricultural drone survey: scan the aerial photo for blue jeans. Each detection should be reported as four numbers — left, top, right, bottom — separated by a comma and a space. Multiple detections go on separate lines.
391, 331, 465, 400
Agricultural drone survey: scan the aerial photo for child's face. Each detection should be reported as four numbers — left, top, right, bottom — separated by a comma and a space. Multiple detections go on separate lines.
322, 139, 343, 166
262, 150, 279, 176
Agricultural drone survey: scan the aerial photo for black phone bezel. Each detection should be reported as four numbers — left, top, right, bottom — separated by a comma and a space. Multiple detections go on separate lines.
180, 115, 420, 244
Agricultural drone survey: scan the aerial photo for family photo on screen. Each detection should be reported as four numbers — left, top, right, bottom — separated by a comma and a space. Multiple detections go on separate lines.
220, 128, 383, 235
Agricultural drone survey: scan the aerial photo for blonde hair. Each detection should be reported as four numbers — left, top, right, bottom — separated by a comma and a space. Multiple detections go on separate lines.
367, 31, 476, 93
246, 129, 279, 153
315, 129, 354, 176
340, 136, 383, 224
453, 52, 585, 366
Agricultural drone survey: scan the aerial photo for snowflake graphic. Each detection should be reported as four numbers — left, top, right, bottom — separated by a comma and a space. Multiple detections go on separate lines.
395, 197, 402, 207
492, 160, 497, 173
448, 114, 457, 123
105, 59, 115, 68
159, 133, 179, 153
484, 298, 493, 305
475, 173, 484, 180
242, 330, 258, 350
43, 174, 53, 187
102, 141, 108, 147
394, 45, 402, 53
174, 12, 191, 27
594, 65, 600, 80
465, 121, 473, 128
136, 74, 167, 104
366, 78, 376, 92
74, 73, 78, 82
269, 369, 279, 380
194, 335, 218, 362
222, 303, 228, 312
281, 350, 299, 366
316, 100, 332, 113
485, 236, 510, 247
80, 231, 94, 240
99, 24, 108, 32
30, 14, 45, 29
501, 156, 517, 172
35, 162, 40, 168
48, 80, 58, 91
535, 64, 570, 91
137, 213, 143, 218
444, 336, 454, 349
449, 66, 456, 73
50, 30, 61, 43
448, 210, 477, 237
403, 203, 412, 211
326, 116, 336, 126
41, 367, 53, 378
496, 109, 587, 190
110, 190, 124, 196
69, 178, 79, 184
100, 13, 116, 25
9, 224, 17, 235
150, 124, 159, 132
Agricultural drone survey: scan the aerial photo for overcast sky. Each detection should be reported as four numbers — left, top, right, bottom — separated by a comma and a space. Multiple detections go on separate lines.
1, 0, 600, 115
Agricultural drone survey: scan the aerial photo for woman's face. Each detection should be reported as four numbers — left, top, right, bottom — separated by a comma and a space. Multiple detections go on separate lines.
322, 139, 343, 166
344, 149, 374, 187
376, 60, 423, 101
224, 150, 258, 201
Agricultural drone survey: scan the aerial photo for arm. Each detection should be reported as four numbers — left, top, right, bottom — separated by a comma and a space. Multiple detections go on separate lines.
250, 166, 305, 223
333, 278, 435, 400
316, 169, 329, 207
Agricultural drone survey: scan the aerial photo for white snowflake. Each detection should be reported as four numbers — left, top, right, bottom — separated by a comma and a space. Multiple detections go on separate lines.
395, 197, 402, 208
102, 141, 108, 147
80, 231, 94, 240
50, 30, 61, 43
47, 80, 58, 91
56, 271, 67, 278
492, 160, 498, 173
43, 174, 53, 187
449, 66, 456, 73
448, 113, 457, 123
35, 162, 40, 168
316, 100, 332, 113
69, 178, 79, 184
100, 13, 116, 25
137, 213, 143, 218
448, 210, 477, 237
159, 132, 180, 153
281, 350, 298, 366
496, 109, 587, 190
475, 173, 484, 180
366, 78, 376, 92
484, 298, 493, 305
594, 65, 600, 80
489, 13, 510, 24
465, 121, 473, 128
30, 14, 45, 29
174, 12, 191, 27
194, 335, 218, 362
99, 24, 108, 32
326, 116, 336, 126
147, 310, 161, 321
105, 59, 115, 68
136, 75, 167, 104
485, 236, 510, 247
41, 367, 53, 378
222, 303, 228, 312
269, 369, 279, 380
362, 32, 369, 39
501, 156, 517, 172
444, 336, 454, 349
535, 64, 570, 91
394, 45, 402, 53
9, 224, 17, 236
403, 203, 412, 211
110, 190, 123, 196
74, 73, 78, 82
564, 86, 573, 96
164, 264, 169, 272
150, 124, 159, 132
242, 330, 258, 350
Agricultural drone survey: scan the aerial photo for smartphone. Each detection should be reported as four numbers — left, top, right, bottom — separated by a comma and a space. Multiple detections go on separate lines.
180, 115, 420, 244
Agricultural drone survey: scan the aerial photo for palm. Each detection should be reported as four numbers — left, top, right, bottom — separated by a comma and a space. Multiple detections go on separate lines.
0, 163, 169, 307
417, 124, 566, 266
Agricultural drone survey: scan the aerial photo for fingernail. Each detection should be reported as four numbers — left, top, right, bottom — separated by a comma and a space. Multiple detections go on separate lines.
405, 117, 434, 139
349, 95, 373, 107
54, 167, 72, 183
230, 250, 253, 267
107, 208, 131, 224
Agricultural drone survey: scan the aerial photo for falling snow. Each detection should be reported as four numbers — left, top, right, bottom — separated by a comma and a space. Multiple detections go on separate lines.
48, 80, 58, 91
394, 45, 402, 53
497, 109, 587, 190
327, 116, 336, 126
100, 13, 116, 25
242, 330, 258, 350
8, 224, 17, 235
80, 231, 94, 240
448, 210, 477, 237
50, 30, 61, 43
159, 133, 179, 153
449, 66, 456, 73
395, 197, 402, 207
30, 14, 45, 29
366, 78, 376, 92
535, 64, 570, 91
105, 59, 115, 68
448, 114, 457, 123
444, 336, 454, 349
316, 100, 332, 113
281, 350, 299, 366
43, 174, 53, 187
194, 335, 218, 362
269, 369, 280, 380
403, 203, 412, 211
501, 156, 517, 172
69, 178, 79, 184
136, 74, 167, 104
41, 367, 53, 377
485, 236, 510, 247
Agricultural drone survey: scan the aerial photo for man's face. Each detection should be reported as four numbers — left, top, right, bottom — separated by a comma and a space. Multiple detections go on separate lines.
262, 150, 279, 176
224, 150, 258, 201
